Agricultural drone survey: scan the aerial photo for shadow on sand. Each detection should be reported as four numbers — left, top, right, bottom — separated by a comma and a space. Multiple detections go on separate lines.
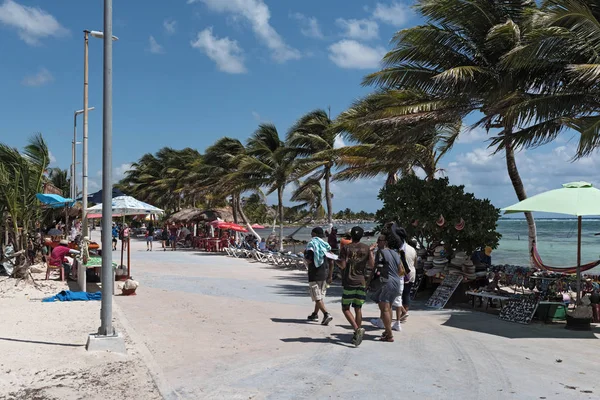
0, 337, 84, 347
442, 312, 600, 339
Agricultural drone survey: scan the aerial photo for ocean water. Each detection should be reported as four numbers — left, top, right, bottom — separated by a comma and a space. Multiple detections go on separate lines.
255, 219, 600, 273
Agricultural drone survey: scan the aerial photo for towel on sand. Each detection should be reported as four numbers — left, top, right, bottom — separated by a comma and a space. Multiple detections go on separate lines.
42, 290, 102, 302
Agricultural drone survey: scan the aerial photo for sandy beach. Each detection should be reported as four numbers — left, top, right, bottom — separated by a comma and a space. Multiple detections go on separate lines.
1, 234, 599, 399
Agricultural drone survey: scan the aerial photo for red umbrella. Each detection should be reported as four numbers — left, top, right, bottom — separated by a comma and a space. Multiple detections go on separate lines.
210, 220, 248, 232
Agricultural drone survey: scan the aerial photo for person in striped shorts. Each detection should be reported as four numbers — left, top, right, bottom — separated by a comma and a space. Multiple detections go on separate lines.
337, 226, 374, 347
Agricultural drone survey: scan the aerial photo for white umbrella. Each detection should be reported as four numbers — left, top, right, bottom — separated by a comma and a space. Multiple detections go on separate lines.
86, 195, 163, 216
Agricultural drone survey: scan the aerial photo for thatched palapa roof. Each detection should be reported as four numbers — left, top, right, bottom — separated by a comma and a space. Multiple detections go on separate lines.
167, 207, 233, 223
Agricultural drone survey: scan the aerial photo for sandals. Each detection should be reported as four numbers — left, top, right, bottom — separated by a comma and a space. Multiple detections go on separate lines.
380, 332, 394, 342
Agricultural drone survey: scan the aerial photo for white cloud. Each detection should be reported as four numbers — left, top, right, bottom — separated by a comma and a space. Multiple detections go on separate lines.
334, 134, 346, 149
372, 2, 412, 27
191, 27, 247, 74
22, 67, 53, 87
328, 40, 385, 69
335, 18, 379, 40
0, 0, 68, 45
148, 36, 164, 54
252, 111, 261, 121
114, 163, 132, 180
48, 150, 56, 164
441, 143, 600, 208
456, 127, 488, 144
290, 12, 323, 39
163, 18, 176, 35
190, 0, 301, 63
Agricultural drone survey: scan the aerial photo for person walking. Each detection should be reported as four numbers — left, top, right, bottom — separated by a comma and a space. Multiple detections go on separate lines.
398, 237, 418, 325
305, 227, 333, 326
169, 223, 179, 251
122, 223, 130, 251
370, 230, 406, 342
111, 223, 118, 251
161, 224, 169, 251
337, 226, 374, 347
146, 223, 155, 251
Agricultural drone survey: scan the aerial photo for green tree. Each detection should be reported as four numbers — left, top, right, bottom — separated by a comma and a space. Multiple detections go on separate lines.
287, 109, 337, 226
242, 124, 297, 250
47, 168, 70, 197
0, 134, 50, 250
377, 175, 501, 255
363, 0, 540, 260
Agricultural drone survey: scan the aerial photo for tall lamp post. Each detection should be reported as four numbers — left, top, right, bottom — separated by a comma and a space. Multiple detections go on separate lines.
82, 30, 118, 238
71, 107, 94, 199
85, 2, 124, 352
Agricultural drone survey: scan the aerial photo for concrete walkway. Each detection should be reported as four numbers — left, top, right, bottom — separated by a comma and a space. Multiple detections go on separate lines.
111, 235, 599, 400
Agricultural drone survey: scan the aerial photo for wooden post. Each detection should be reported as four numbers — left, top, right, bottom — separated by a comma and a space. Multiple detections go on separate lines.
576, 216, 582, 305
127, 237, 131, 279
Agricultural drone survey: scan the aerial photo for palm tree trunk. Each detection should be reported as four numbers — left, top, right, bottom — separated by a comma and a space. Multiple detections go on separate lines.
385, 172, 398, 186
235, 194, 260, 240
505, 139, 537, 264
231, 195, 238, 224
277, 187, 284, 252
324, 167, 333, 228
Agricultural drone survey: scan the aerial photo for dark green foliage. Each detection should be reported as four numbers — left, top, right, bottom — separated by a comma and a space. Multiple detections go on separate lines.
376, 175, 501, 255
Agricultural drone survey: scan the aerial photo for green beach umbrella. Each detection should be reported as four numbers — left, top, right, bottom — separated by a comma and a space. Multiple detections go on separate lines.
503, 182, 600, 304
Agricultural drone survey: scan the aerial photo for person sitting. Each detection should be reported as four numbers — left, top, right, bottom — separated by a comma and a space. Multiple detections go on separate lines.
258, 238, 267, 251
48, 239, 77, 279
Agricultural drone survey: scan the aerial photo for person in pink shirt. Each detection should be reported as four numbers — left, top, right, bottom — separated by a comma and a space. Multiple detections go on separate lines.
49, 240, 76, 278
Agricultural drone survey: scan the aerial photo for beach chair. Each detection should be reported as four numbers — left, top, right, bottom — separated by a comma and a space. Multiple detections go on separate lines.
44, 256, 65, 281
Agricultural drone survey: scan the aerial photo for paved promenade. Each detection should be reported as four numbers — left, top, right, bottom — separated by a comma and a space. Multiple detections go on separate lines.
112, 236, 599, 400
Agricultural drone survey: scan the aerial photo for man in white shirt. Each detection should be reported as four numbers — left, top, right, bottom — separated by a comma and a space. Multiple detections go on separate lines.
398, 240, 418, 325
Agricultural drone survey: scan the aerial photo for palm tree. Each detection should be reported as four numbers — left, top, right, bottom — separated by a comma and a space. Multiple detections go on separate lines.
363, 0, 540, 258
287, 109, 337, 227
494, 0, 600, 158
203, 137, 262, 239
0, 134, 50, 250
333, 90, 462, 183
47, 168, 70, 196
242, 124, 297, 251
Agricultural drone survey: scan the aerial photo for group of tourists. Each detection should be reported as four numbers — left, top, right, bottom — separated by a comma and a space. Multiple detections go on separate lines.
304, 223, 417, 347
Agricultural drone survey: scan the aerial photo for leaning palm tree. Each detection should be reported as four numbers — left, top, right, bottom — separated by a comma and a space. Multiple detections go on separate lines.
363, 0, 540, 258
47, 168, 70, 196
241, 124, 297, 251
495, 0, 600, 158
333, 90, 462, 183
287, 109, 337, 227
203, 137, 262, 239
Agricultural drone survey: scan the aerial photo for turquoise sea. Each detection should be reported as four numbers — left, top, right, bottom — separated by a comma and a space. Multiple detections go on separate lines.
256, 219, 600, 274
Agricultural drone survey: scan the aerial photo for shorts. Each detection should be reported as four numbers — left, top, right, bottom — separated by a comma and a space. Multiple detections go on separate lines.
146, 235, 154, 243
372, 279, 404, 304
309, 281, 327, 302
170, 235, 177, 242
402, 282, 413, 307
112, 237, 117, 243
342, 286, 366, 310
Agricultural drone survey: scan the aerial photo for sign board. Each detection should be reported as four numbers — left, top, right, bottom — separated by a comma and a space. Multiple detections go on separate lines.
426, 274, 463, 309
499, 297, 540, 324
410, 269, 425, 300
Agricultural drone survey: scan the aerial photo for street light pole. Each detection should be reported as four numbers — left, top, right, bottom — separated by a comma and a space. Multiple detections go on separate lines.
82, 30, 90, 237
100, 0, 114, 337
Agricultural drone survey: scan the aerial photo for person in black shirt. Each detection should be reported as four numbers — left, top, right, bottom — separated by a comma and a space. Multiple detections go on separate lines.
146, 223, 155, 251
305, 227, 333, 325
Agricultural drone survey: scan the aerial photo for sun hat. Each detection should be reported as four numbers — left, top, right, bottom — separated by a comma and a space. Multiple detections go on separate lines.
44, 237, 52, 243
59, 239, 69, 245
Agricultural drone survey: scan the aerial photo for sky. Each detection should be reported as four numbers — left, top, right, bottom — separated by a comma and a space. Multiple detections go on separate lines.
1, 0, 599, 215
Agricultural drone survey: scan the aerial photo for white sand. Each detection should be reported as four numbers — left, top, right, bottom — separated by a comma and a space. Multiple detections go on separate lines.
0, 269, 160, 399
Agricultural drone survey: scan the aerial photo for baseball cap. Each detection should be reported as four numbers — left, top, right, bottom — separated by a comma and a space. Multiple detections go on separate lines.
311, 227, 324, 238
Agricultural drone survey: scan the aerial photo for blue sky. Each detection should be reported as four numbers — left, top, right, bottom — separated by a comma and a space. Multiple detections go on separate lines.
1, 0, 598, 215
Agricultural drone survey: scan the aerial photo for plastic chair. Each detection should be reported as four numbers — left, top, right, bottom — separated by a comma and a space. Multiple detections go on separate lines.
45, 258, 65, 281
